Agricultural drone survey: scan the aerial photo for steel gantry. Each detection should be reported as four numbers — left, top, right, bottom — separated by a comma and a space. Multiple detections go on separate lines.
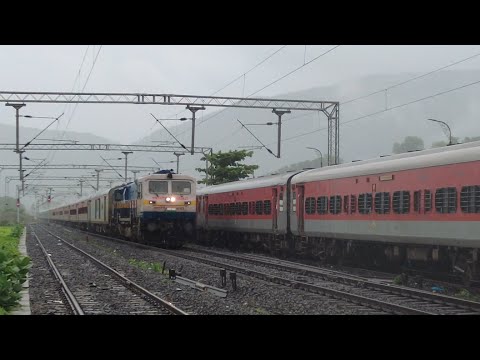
0, 143, 213, 154
0, 164, 158, 171
0, 91, 340, 164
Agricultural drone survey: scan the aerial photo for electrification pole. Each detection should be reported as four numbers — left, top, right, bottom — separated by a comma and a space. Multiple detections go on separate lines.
16, 185, 20, 224
6, 103, 26, 196
79, 180, 84, 197
131, 170, 140, 181
186, 105, 205, 155
173, 152, 185, 174
272, 109, 291, 158
94, 169, 103, 191
121, 151, 133, 183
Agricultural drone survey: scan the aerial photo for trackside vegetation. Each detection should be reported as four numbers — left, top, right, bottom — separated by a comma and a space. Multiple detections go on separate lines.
0, 225, 31, 314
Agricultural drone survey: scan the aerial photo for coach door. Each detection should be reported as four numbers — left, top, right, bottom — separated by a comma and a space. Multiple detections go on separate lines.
297, 185, 305, 233
87, 200, 92, 229
272, 188, 278, 231
204, 195, 209, 227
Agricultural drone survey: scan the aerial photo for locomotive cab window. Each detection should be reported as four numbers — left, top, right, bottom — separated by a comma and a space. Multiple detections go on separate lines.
172, 181, 191, 194
114, 190, 123, 202
149, 181, 168, 194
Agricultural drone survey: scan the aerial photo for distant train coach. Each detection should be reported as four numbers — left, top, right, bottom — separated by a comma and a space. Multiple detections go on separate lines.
197, 141, 480, 282
40, 170, 196, 248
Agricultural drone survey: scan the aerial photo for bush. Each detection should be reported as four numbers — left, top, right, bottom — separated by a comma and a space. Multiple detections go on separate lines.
0, 226, 30, 314
0, 249, 30, 312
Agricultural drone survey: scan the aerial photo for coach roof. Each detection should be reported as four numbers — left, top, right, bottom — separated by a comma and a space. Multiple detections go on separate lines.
197, 171, 302, 195
292, 142, 480, 184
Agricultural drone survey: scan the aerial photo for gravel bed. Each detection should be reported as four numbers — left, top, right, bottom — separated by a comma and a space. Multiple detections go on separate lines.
46, 224, 384, 314
186, 244, 480, 302
30, 226, 171, 315
176, 248, 468, 314
26, 228, 73, 315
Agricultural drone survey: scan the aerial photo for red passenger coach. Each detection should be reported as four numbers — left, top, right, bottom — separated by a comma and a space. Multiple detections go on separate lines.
197, 172, 301, 251
197, 142, 480, 282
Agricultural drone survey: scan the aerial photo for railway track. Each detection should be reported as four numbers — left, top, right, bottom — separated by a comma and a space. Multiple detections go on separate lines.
31, 224, 187, 315
182, 246, 480, 315
47, 224, 480, 315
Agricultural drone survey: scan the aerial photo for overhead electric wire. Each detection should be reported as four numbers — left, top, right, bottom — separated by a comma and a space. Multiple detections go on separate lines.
152, 45, 292, 140
247, 45, 341, 97
341, 49, 480, 106
270, 75, 480, 145
237, 119, 276, 157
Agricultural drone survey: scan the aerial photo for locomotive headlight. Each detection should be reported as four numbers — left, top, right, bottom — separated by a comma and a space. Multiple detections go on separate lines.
170, 196, 176, 202
184, 201, 191, 205
149, 200, 156, 204
166, 197, 171, 202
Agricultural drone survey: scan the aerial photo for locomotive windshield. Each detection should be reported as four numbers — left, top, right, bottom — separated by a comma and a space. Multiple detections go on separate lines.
172, 181, 192, 195
149, 181, 168, 194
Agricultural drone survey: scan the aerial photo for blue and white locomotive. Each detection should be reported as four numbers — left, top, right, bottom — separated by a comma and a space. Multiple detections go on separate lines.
41, 170, 196, 248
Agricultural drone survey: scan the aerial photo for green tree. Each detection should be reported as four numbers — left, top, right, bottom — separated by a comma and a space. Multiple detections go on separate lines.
196, 150, 259, 185
392, 136, 425, 154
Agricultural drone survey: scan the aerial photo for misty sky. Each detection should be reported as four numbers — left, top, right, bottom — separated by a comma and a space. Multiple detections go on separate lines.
1, 45, 480, 144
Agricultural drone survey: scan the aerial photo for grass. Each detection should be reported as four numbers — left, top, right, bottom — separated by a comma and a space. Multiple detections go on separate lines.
254, 307, 270, 315
0, 226, 22, 256
129, 258, 166, 274
455, 289, 480, 302
0, 225, 31, 314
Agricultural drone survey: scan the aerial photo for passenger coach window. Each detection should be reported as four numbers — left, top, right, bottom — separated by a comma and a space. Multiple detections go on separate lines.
435, 187, 457, 214
374, 192, 390, 214
329, 196, 341, 214
461, 186, 480, 213
358, 193, 372, 214
264, 200, 272, 215
424, 190, 432, 212
242, 202, 248, 215
344, 195, 349, 213
393, 191, 410, 214
414, 191, 421, 212
255, 201, 263, 215
172, 181, 191, 194
236, 202, 242, 215
305, 197, 316, 214
350, 195, 356, 213
317, 196, 328, 214
149, 181, 168, 194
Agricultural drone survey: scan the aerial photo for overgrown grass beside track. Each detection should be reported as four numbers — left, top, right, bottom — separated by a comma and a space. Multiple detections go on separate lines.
0, 225, 30, 314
